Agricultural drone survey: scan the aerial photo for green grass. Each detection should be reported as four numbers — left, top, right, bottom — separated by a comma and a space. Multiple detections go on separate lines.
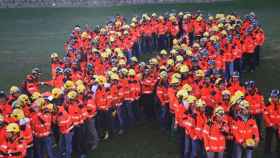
0, 0, 280, 157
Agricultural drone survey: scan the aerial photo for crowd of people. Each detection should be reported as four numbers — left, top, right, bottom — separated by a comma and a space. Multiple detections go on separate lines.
0, 10, 279, 158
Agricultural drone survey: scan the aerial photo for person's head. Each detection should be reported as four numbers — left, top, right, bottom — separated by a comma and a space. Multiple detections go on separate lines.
270, 89, 280, 104
6, 123, 20, 141
0, 90, 7, 103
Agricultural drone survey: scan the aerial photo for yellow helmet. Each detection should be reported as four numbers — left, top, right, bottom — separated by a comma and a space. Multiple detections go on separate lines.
45, 103, 54, 112
118, 59, 126, 66
76, 84, 86, 94
196, 99, 206, 108
185, 49, 193, 56
11, 108, 25, 120
0, 114, 4, 122
160, 49, 168, 55
176, 89, 189, 99
173, 39, 179, 45
128, 69, 136, 76
179, 65, 189, 74
18, 94, 30, 105
195, 70, 205, 77
50, 52, 59, 59
182, 84, 192, 92
203, 32, 209, 37
10, 86, 20, 95
214, 106, 225, 116
176, 55, 184, 63
67, 91, 77, 100
172, 73, 182, 80
75, 80, 84, 86
170, 77, 180, 85
160, 71, 168, 79
81, 32, 89, 39
245, 138, 256, 147
185, 95, 197, 104
6, 123, 20, 133
230, 90, 245, 105
149, 58, 158, 65
96, 75, 107, 85
111, 67, 118, 73
193, 43, 200, 48
52, 88, 62, 99
170, 49, 177, 55
110, 73, 120, 80
239, 100, 250, 109
35, 98, 46, 109
222, 90, 231, 96
167, 59, 175, 66
131, 56, 138, 62
31, 92, 42, 100
64, 80, 75, 90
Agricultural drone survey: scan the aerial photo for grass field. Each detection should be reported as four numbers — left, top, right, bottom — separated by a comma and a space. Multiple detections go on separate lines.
0, 0, 280, 157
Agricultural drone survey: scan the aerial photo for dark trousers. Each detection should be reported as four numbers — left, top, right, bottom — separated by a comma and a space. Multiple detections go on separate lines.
264, 127, 280, 156
97, 109, 113, 137
73, 125, 87, 157
141, 93, 156, 120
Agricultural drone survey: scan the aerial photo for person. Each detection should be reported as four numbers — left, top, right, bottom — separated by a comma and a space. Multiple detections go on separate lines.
231, 99, 259, 158
31, 98, 55, 158
263, 89, 280, 157
203, 106, 229, 158
0, 123, 27, 158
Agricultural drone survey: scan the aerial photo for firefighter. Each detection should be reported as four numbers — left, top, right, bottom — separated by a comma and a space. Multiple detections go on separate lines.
0, 123, 27, 158
231, 99, 259, 158
203, 106, 229, 158
263, 89, 280, 157
31, 98, 55, 158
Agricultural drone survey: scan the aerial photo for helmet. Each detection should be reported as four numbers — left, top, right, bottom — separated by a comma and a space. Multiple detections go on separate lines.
110, 73, 120, 80
18, 94, 30, 105
245, 138, 256, 147
50, 52, 59, 59
35, 98, 46, 109
232, 71, 240, 78
182, 84, 192, 92
196, 99, 206, 108
128, 69, 136, 76
0, 114, 4, 122
170, 77, 180, 85
45, 103, 54, 112
159, 65, 167, 71
160, 49, 168, 55
149, 58, 158, 65
186, 95, 197, 104
230, 90, 245, 105
6, 123, 20, 133
31, 92, 42, 100
270, 89, 280, 98
31, 68, 41, 75
172, 73, 182, 80
195, 70, 205, 77
176, 55, 184, 63
239, 100, 250, 109
160, 71, 168, 79
51, 88, 62, 99
67, 91, 77, 100
96, 75, 107, 85
214, 106, 225, 116
130, 56, 138, 62
77, 85, 86, 94
120, 68, 128, 76
64, 80, 75, 90
222, 90, 231, 96
167, 59, 175, 66
179, 65, 189, 74
118, 59, 126, 66
170, 49, 177, 55
56, 67, 63, 74
9, 86, 20, 95
11, 109, 25, 120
